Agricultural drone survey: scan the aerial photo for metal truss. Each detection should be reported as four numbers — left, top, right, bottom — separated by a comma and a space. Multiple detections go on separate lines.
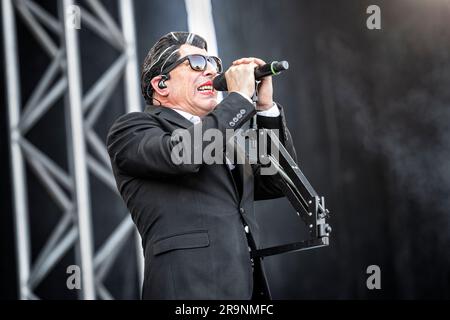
3, 0, 144, 300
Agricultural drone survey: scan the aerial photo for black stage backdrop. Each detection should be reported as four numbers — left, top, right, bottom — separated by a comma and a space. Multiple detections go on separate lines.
1, 0, 449, 299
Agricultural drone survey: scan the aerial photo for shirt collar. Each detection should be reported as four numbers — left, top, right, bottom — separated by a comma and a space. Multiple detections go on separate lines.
172, 109, 201, 124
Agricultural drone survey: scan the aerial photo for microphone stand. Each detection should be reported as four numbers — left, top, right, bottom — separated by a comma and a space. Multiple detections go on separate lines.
239, 87, 332, 259
250, 128, 331, 259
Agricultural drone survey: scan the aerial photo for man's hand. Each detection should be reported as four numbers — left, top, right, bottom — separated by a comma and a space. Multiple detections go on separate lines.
231, 57, 274, 111
225, 60, 257, 99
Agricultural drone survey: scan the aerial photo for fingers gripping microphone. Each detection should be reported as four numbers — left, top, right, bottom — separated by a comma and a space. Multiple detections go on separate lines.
213, 60, 289, 91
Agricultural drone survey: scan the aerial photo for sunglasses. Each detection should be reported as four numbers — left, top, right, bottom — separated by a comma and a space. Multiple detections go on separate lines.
161, 54, 223, 75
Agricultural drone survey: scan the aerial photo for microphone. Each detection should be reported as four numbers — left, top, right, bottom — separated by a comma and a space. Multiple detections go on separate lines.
213, 60, 289, 91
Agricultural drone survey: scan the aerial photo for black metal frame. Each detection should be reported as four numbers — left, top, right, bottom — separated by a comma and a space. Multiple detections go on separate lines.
249, 129, 332, 259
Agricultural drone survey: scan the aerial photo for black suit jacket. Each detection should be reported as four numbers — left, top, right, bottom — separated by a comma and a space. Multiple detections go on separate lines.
107, 93, 297, 299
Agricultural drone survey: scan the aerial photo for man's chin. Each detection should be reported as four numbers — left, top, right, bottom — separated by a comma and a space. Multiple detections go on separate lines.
192, 98, 218, 116
203, 99, 218, 111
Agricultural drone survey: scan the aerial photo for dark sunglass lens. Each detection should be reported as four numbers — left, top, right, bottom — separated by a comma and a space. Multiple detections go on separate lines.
189, 55, 207, 71
205, 56, 222, 72
208, 58, 218, 71
213, 57, 222, 72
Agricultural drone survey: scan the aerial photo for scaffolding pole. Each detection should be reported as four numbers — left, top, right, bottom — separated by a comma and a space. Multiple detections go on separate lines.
3, 0, 144, 300
2, 0, 31, 301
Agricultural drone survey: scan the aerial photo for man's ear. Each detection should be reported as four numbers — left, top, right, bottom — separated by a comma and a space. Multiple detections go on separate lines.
150, 75, 169, 96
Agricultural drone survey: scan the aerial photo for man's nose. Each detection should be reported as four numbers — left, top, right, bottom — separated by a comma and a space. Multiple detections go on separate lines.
203, 62, 218, 77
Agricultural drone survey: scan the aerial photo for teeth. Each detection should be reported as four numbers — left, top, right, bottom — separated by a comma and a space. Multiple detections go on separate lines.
198, 85, 213, 91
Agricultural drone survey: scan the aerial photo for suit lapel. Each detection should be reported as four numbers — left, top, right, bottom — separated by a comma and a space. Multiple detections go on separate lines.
234, 139, 253, 204
223, 153, 240, 203
225, 133, 253, 204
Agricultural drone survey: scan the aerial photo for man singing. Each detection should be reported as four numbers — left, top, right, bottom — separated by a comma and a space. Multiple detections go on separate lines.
107, 32, 297, 300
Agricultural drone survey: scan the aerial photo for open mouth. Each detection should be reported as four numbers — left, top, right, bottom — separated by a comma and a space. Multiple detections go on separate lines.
197, 81, 215, 94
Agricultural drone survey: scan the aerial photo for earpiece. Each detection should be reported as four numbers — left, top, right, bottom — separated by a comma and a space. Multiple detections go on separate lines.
158, 75, 168, 89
